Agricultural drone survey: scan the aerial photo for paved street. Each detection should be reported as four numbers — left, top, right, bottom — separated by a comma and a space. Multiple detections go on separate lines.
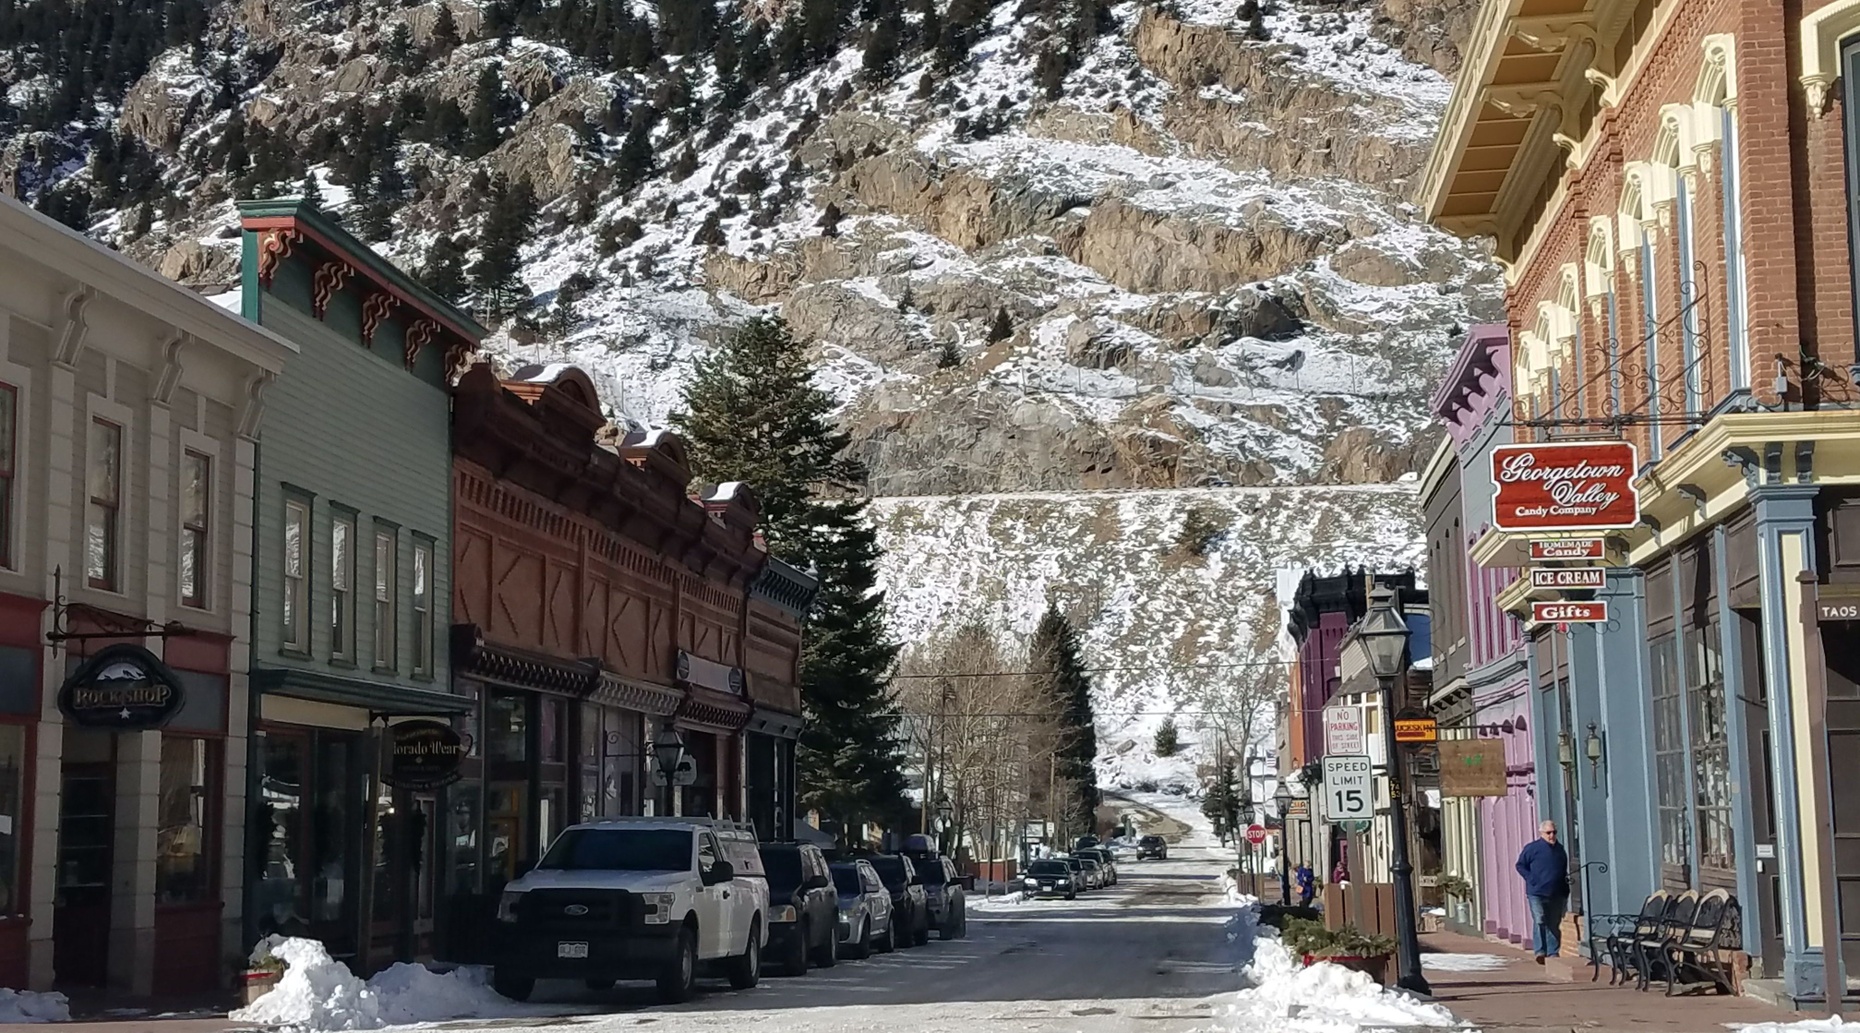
423, 847, 1236, 1033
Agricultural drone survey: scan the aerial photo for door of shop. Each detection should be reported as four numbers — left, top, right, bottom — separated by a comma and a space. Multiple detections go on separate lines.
1737, 613, 1785, 977
250, 727, 365, 967
53, 759, 114, 987
367, 785, 442, 966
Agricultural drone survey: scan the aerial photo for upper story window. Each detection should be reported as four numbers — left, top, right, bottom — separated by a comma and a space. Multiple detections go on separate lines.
412, 537, 434, 678
331, 510, 355, 661
374, 528, 397, 672
283, 498, 310, 652
179, 450, 211, 609
0, 384, 15, 570
86, 418, 121, 591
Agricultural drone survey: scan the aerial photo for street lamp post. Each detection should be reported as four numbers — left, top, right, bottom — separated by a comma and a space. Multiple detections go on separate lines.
1356, 586, 1431, 997
651, 722, 688, 817
1273, 782, 1294, 907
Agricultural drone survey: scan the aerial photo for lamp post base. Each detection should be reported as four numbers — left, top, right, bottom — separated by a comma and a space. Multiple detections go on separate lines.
1395, 972, 1433, 996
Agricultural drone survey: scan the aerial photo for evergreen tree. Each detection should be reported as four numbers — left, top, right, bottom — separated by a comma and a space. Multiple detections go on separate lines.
936, 337, 961, 369
470, 175, 534, 314
1153, 715, 1179, 758
861, 7, 901, 83
817, 201, 842, 238
987, 306, 1013, 343
1030, 604, 1099, 836
615, 116, 656, 191
467, 64, 505, 158
422, 233, 469, 304
739, 19, 772, 84
429, 2, 462, 56
386, 21, 415, 67
691, 210, 725, 247
127, 200, 153, 240
1202, 759, 1238, 845
672, 317, 904, 832
300, 170, 325, 209
657, 0, 715, 54
1238, 0, 1267, 41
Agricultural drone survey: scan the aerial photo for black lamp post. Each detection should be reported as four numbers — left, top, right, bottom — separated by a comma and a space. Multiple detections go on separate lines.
1273, 781, 1293, 907
1357, 586, 1430, 997
651, 723, 688, 816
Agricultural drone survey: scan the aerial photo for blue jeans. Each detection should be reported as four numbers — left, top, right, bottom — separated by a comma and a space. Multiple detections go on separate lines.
1528, 894, 1567, 957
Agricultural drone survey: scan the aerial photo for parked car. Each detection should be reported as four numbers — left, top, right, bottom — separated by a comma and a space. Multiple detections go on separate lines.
1137, 835, 1168, 860
1021, 859, 1079, 900
830, 860, 895, 958
758, 842, 839, 975
867, 853, 930, 947
1059, 854, 1090, 891
491, 817, 769, 1004
1075, 835, 1100, 852
1078, 847, 1118, 885
905, 851, 967, 940
1078, 857, 1105, 889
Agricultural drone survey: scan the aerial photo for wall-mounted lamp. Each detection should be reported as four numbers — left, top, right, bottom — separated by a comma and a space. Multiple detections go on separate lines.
1585, 722, 1605, 787
1557, 730, 1575, 773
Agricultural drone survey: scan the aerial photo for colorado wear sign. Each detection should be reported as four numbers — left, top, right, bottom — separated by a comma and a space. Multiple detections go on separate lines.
1491, 441, 1640, 532
382, 720, 470, 790
1531, 601, 1609, 625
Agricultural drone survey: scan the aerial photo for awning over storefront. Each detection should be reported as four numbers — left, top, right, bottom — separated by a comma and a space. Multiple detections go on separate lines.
591, 671, 682, 716
249, 666, 471, 715
451, 624, 601, 696
746, 705, 804, 740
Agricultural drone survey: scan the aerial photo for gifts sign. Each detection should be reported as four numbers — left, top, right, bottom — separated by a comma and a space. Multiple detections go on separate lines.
1490, 441, 1640, 532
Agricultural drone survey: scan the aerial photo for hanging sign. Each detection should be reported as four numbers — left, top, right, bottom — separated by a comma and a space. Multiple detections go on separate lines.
1323, 704, 1364, 756
1529, 539, 1605, 561
382, 720, 469, 790
1439, 740, 1508, 797
1529, 567, 1607, 590
1531, 601, 1609, 625
1491, 442, 1640, 532
676, 650, 746, 695
1818, 600, 1860, 622
57, 644, 188, 730
1393, 714, 1438, 744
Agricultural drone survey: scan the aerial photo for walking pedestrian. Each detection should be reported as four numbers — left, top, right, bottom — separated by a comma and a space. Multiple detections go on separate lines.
1295, 862, 1315, 907
1516, 820, 1570, 964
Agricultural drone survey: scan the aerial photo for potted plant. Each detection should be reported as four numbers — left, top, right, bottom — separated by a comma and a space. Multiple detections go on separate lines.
1438, 873, 1474, 929
241, 938, 287, 1006
1281, 918, 1396, 983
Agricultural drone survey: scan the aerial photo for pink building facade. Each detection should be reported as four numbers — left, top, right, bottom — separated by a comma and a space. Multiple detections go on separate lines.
1427, 325, 1538, 946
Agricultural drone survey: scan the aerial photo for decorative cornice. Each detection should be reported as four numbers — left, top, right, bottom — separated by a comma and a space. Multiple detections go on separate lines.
405, 318, 439, 370
153, 331, 186, 406
257, 228, 301, 288
310, 260, 354, 320
237, 370, 273, 440
54, 287, 90, 368
360, 291, 399, 348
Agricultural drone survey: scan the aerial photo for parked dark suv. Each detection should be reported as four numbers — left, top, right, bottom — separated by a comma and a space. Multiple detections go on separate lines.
758, 842, 839, 975
1137, 834, 1168, 860
866, 853, 930, 947
903, 851, 967, 940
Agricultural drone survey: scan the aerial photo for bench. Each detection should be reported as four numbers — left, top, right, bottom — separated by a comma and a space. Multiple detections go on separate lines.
1656, 888, 1741, 996
1593, 889, 1741, 995
1587, 889, 1669, 985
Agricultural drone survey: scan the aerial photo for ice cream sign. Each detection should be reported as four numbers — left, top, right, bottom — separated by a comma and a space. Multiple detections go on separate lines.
1490, 441, 1640, 532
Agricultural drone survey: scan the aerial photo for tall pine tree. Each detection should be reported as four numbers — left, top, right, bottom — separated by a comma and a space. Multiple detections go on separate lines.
672, 317, 905, 833
1030, 603, 1099, 837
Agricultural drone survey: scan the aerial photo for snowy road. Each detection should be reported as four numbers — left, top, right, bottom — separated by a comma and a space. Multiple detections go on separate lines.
425, 847, 1237, 1033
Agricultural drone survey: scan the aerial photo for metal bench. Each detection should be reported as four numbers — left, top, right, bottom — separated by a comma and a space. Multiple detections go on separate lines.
1633, 890, 1699, 991
1590, 890, 1669, 984
1657, 888, 1741, 996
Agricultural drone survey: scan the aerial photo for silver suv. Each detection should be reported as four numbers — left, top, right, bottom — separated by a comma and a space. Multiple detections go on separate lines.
492, 818, 770, 1003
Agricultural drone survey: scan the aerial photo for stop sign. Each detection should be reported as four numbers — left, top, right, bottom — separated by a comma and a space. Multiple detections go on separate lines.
1244, 824, 1267, 846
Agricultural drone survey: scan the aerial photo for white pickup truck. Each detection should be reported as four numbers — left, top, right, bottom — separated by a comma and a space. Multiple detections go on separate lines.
491, 817, 769, 1003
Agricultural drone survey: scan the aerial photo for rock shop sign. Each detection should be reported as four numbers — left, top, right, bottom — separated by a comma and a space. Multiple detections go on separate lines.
382, 720, 470, 790
57, 644, 187, 730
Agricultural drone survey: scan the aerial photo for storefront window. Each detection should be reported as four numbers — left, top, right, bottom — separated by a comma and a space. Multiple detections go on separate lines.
449, 782, 480, 895
541, 697, 564, 763
0, 725, 25, 914
253, 734, 307, 936
1688, 621, 1733, 871
580, 706, 600, 821
1649, 635, 1692, 872
457, 684, 481, 759
488, 694, 526, 763
157, 736, 214, 903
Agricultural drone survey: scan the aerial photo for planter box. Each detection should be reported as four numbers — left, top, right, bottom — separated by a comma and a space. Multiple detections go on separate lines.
242, 969, 282, 1007
1302, 953, 1393, 985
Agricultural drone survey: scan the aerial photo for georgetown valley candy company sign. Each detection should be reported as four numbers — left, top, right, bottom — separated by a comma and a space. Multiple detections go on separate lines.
1491, 442, 1640, 532
58, 644, 188, 729
382, 720, 470, 790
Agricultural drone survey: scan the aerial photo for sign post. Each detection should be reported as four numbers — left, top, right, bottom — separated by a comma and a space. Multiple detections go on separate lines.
1323, 704, 1364, 756
1321, 755, 1374, 822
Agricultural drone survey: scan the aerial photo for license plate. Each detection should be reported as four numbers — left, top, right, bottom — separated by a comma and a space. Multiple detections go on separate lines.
557, 941, 589, 959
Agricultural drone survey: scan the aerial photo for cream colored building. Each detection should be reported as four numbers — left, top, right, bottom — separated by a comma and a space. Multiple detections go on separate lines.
0, 195, 293, 995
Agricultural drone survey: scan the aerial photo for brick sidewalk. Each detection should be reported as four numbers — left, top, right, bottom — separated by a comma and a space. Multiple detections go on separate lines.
1421, 930, 1798, 1033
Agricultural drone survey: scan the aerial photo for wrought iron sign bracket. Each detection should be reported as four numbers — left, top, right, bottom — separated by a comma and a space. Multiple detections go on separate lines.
45, 567, 196, 655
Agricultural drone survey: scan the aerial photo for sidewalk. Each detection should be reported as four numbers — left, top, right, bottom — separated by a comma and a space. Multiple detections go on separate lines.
1421, 930, 1796, 1033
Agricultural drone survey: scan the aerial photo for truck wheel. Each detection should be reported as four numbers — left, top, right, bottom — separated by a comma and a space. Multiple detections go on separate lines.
493, 973, 534, 1002
727, 919, 761, 990
813, 923, 838, 968
848, 918, 871, 960
940, 903, 961, 941
657, 926, 698, 1004
914, 915, 930, 947
783, 922, 810, 976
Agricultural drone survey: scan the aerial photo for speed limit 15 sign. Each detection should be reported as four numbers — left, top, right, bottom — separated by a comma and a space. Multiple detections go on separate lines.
1322, 755, 1374, 821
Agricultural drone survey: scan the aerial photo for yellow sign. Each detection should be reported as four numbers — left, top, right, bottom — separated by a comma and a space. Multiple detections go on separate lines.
1393, 717, 1438, 744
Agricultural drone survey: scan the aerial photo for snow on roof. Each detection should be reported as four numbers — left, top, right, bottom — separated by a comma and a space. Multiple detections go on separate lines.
512, 362, 576, 383
711, 481, 744, 501
1411, 656, 1434, 672
203, 288, 243, 315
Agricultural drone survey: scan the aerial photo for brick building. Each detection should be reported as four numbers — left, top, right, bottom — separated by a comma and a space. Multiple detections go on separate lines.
1422, 0, 1860, 1001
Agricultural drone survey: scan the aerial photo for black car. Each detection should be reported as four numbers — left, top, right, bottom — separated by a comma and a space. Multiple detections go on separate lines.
1077, 847, 1118, 885
867, 853, 930, 947
1075, 835, 1100, 852
1137, 834, 1168, 860
1021, 859, 1079, 899
903, 850, 967, 940
758, 842, 839, 975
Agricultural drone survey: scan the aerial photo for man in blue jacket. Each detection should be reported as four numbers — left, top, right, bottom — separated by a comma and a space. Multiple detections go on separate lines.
1516, 820, 1570, 963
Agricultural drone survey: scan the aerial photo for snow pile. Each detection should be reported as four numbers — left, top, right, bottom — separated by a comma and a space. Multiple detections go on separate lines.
1218, 898, 1457, 1033
0, 988, 69, 1024
970, 891, 1029, 913
230, 937, 556, 1031
1737, 1022, 1852, 1033
1421, 952, 1510, 973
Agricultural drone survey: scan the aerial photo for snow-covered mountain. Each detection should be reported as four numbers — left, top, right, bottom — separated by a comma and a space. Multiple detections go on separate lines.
2, 0, 1494, 789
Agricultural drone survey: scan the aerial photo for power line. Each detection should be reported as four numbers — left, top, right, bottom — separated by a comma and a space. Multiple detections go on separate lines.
891, 659, 1294, 680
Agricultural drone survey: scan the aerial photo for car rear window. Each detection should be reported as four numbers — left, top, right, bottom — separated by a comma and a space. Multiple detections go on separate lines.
760, 848, 803, 888
1141, 836, 1163, 845
919, 861, 948, 885
868, 856, 907, 886
831, 866, 863, 894
1028, 861, 1069, 875
537, 828, 689, 872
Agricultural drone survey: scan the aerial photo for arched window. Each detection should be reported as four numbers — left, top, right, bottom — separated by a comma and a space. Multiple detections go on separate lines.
1586, 218, 1622, 415
1620, 164, 1663, 459
1697, 34, 1748, 393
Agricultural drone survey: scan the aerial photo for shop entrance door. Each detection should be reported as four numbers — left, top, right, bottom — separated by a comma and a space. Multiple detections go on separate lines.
367, 786, 443, 966
54, 759, 114, 987
1737, 613, 1785, 977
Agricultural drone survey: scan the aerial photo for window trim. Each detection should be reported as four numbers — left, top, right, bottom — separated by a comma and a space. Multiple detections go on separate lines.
177, 445, 214, 611
372, 522, 398, 673
329, 506, 358, 663
155, 732, 222, 907
410, 533, 436, 679
1843, 37, 1860, 363
1673, 170, 1702, 421
1719, 103, 1749, 393
282, 493, 313, 655
0, 383, 16, 572
84, 413, 126, 593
